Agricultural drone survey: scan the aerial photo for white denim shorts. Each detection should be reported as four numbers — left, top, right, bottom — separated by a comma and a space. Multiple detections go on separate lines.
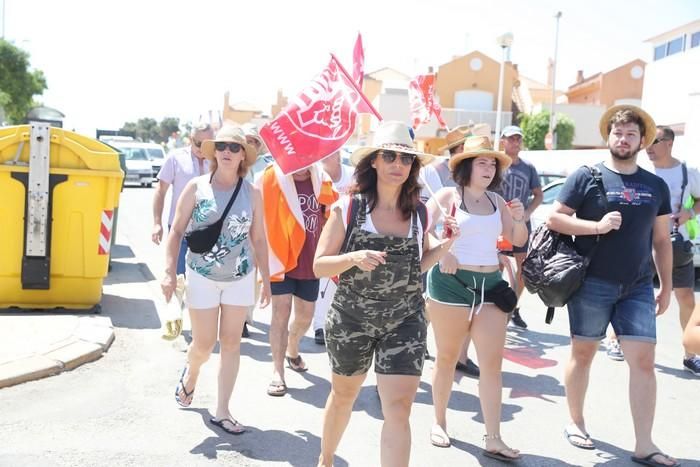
185, 266, 256, 309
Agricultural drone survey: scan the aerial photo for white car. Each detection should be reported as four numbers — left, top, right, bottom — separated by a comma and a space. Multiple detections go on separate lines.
109, 140, 155, 187
530, 179, 700, 268
141, 143, 166, 180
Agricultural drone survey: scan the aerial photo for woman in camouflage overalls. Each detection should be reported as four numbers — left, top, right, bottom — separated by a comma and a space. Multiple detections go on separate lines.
313, 122, 459, 467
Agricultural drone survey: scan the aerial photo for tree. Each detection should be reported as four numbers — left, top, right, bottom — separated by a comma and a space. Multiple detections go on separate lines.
120, 117, 159, 142
0, 39, 48, 124
159, 117, 180, 141
519, 110, 576, 150
120, 117, 180, 143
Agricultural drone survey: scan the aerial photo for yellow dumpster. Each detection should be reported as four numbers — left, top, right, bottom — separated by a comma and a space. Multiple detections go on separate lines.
0, 123, 124, 310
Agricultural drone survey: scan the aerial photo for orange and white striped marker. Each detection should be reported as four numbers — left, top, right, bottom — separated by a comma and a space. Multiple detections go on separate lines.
98, 210, 114, 255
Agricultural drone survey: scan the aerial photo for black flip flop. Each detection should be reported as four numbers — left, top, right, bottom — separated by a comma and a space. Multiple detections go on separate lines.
631, 451, 680, 467
209, 417, 246, 435
482, 449, 521, 462
267, 380, 287, 397
564, 426, 595, 450
286, 355, 308, 373
175, 366, 194, 408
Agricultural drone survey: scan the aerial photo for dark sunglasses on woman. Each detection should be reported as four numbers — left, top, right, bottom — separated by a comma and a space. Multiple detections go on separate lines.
378, 150, 415, 166
215, 142, 244, 153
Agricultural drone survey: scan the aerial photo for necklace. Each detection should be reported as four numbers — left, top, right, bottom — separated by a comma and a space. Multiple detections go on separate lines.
462, 187, 483, 204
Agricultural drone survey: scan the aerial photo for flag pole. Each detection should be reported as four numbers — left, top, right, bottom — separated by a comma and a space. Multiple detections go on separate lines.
330, 53, 383, 121
418, 174, 449, 217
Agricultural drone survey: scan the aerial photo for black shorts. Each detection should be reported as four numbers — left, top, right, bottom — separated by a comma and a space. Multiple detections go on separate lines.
271, 276, 320, 302
672, 260, 695, 289
500, 221, 532, 255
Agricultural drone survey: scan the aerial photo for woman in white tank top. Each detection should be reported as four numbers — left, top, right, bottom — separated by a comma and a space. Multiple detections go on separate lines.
424, 136, 528, 460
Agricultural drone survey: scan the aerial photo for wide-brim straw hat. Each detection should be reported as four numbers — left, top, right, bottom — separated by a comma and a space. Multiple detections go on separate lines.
599, 104, 656, 148
448, 135, 512, 172
201, 125, 257, 166
438, 124, 471, 153
438, 123, 493, 152
350, 121, 434, 166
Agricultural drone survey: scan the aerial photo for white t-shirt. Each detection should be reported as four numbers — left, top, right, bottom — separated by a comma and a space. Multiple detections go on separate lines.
419, 162, 444, 202
331, 164, 355, 194
654, 161, 700, 240
335, 195, 431, 257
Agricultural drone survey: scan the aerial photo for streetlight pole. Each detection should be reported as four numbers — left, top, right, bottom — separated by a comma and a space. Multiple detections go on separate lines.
494, 32, 513, 152
548, 11, 562, 149
1, 0, 5, 40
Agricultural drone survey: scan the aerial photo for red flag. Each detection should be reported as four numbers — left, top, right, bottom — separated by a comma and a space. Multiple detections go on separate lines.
260, 55, 380, 175
352, 33, 364, 89
408, 74, 447, 130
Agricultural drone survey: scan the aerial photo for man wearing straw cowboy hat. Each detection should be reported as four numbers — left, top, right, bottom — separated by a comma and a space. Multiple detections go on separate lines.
547, 105, 678, 466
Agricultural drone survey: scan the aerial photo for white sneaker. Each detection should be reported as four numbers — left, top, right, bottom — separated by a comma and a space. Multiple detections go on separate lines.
606, 339, 625, 361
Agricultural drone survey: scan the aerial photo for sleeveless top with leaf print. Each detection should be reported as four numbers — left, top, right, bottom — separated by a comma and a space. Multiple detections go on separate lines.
185, 174, 255, 281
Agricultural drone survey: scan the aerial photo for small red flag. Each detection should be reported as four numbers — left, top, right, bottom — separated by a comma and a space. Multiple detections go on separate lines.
408, 74, 447, 130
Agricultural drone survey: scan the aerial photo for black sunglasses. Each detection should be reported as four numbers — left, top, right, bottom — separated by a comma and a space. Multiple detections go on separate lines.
651, 137, 668, 146
192, 139, 203, 148
214, 142, 244, 153
378, 150, 415, 166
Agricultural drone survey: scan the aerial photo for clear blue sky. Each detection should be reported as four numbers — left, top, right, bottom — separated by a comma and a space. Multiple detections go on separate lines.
4, 0, 700, 135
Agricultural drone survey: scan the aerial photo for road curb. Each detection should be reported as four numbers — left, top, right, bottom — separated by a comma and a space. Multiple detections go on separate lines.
0, 315, 115, 389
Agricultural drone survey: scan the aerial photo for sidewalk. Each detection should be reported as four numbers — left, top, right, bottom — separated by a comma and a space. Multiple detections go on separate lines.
0, 311, 114, 389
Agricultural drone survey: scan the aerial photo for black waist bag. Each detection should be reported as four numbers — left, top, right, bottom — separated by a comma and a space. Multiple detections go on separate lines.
452, 276, 518, 314
185, 178, 242, 254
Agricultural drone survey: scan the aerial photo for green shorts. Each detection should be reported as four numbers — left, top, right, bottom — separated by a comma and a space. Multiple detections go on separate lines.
427, 265, 503, 307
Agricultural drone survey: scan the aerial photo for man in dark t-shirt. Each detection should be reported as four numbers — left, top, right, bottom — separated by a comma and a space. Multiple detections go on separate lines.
547, 105, 677, 466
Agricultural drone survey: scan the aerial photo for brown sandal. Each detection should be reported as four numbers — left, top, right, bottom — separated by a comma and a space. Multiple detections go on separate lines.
267, 380, 287, 397
286, 355, 308, 372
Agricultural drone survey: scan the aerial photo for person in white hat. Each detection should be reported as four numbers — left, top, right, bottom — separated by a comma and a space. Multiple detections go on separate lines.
547, 105, 678, 466
313, 121, 459, 467
497, 125, 543, 330
161, 124, 271, 436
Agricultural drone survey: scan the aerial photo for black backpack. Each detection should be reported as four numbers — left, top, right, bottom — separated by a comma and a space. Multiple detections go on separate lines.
521, 165, 608, 324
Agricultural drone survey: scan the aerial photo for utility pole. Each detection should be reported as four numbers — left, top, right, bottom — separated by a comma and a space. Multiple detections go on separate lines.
494, 32, 514, 152
1, 0, 5, 40
548, 11, 562, 149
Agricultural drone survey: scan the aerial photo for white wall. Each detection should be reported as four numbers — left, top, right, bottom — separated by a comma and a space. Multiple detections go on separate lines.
533, 102, 606, 147
519, 149, 610, 176
673, 92, 700, 163
642, 46, 700, 127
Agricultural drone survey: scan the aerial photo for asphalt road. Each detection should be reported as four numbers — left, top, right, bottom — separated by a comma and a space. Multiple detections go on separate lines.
0, 185, 698, 467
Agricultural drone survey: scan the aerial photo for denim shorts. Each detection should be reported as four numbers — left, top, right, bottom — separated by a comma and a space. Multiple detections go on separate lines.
566, 275, 656, 343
